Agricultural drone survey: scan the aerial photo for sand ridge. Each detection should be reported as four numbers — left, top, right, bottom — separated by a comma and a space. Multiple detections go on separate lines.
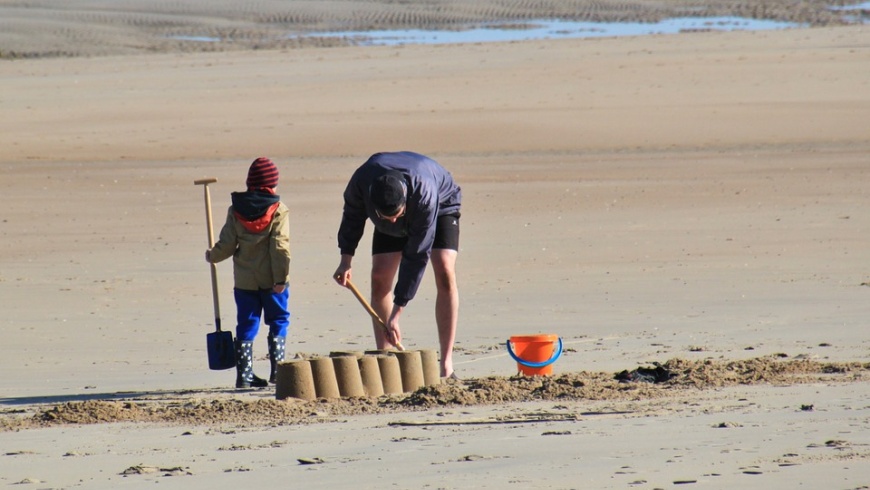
3, 356, 867, 430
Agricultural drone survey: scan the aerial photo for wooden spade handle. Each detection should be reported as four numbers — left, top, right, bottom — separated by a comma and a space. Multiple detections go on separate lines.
195, 178, 222, 331
344, 278, 405, 351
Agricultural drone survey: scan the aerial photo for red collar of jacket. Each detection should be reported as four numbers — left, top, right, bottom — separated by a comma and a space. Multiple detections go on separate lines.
235, 202, 280, 233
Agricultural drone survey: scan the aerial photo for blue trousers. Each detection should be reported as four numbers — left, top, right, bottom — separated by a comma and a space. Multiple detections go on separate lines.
234, 287, 290, 342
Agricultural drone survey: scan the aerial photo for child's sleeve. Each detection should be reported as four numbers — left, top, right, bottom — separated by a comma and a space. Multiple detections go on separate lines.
270, 205, 291, 284
208, 207, 238, 263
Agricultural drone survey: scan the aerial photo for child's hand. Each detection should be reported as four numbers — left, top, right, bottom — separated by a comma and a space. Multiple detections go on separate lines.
204, 250, 212, 263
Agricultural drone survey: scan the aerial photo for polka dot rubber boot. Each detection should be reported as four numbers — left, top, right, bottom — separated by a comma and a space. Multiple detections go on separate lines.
268, 334, 286, 384
234, 339, 268, 389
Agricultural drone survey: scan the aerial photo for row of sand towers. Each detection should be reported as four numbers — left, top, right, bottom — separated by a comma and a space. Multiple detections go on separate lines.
274, 349, 441, 400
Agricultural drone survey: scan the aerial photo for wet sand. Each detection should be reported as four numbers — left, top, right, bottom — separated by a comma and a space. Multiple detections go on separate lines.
0, 0, 857, 58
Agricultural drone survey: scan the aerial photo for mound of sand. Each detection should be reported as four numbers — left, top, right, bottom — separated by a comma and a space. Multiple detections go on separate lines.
3, 356, 866, 431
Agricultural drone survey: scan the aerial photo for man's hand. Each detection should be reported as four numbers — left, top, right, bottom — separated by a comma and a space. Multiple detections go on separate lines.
385, 306, 404, 347
333, 268, 351, 286
333, 254, 354, 286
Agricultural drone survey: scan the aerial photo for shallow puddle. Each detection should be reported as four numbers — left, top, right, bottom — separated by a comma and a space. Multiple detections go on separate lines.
305, 17, 806, 46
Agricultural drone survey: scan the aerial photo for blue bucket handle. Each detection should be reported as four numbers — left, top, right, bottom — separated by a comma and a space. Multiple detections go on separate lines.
506, 337, 563, 369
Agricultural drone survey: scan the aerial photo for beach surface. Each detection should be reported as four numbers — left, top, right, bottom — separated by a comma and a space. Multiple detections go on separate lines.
1, 2, 869, 488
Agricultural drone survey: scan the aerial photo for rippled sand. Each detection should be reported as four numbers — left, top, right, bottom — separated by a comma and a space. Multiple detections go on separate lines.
0, 0, 857, 58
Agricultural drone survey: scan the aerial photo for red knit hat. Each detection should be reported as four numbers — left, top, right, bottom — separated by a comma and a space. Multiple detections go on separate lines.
246, 157, 279, 189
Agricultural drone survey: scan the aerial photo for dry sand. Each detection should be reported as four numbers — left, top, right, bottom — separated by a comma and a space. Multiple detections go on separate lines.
1, 1, 869, 488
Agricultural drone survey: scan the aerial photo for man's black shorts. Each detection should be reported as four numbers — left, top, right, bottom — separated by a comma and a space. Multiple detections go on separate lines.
372, 213, 460, 254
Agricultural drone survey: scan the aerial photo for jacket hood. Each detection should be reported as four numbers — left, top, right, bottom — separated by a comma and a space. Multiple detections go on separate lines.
232, 190, 281, 233
232, 190, 280, 220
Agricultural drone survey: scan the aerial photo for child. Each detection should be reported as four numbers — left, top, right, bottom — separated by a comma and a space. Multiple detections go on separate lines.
205, 157, 291, 388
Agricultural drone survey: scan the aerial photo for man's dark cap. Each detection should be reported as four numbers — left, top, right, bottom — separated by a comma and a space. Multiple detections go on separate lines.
370, 171, 407, 216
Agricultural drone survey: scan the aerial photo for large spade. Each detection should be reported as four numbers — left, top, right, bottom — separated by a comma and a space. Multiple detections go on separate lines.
195, 178, 235, 370
341, 278, 405, 352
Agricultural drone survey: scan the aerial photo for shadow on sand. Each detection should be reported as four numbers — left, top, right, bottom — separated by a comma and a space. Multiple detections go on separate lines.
0, 387, 249, 407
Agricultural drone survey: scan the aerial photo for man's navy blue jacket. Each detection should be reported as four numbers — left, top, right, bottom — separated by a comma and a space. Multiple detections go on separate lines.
337, 151, 462, 306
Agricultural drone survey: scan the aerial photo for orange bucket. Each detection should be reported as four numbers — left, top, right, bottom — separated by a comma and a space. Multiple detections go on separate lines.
506, 334, 563, 376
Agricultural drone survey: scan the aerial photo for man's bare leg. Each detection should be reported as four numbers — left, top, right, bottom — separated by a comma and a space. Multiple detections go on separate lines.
370, 252, 401, 349
431, 249, 458, 377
